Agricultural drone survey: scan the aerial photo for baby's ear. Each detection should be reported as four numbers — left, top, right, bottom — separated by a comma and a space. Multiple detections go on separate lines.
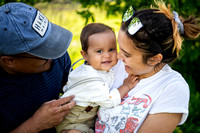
80, 50, 87, 61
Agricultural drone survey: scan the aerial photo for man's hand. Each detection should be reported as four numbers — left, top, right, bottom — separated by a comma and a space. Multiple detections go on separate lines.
32, 95, 76, 131
11, 95, 76, 133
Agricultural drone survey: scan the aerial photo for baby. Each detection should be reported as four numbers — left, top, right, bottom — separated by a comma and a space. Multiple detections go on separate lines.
56, 23, 139, 133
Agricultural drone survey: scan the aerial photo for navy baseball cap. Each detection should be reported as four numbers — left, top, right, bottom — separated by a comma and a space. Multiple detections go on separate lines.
0, 2, 73, 59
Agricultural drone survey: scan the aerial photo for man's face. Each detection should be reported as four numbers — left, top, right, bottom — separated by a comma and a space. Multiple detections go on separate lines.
1, 53, 52, 74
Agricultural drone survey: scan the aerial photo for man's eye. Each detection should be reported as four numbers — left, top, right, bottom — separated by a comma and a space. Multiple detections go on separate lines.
97, 50, 103, 53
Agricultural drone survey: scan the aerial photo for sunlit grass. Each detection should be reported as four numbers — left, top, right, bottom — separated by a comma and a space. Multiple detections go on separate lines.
35, 2, 121, 68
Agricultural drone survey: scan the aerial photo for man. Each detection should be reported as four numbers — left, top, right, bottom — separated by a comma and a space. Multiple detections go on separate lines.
0, 2, 76, 133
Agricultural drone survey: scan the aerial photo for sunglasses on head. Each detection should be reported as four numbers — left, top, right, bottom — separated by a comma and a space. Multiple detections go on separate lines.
122, 6, 143, 35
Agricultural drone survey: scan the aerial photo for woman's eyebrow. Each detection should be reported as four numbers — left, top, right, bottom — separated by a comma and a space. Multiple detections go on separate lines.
121, 48, 131, 56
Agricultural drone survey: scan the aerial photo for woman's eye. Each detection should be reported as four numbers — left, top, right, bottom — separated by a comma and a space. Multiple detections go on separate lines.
124, 53, 130, 57
97, 50, 103, 53
125, 55, 129, 57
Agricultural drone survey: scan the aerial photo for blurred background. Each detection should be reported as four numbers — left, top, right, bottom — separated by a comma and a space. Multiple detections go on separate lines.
1, 0, 200, 132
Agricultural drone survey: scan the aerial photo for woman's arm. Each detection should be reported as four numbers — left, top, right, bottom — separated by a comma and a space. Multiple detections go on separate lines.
138, 113, 182, 133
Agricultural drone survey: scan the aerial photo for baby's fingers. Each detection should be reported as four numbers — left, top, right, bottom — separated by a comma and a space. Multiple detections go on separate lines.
129, 74, 140, 82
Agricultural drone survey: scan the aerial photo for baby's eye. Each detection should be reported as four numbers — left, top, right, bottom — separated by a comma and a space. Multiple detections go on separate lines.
109, 48, 116, 52
97, 50, 103, 53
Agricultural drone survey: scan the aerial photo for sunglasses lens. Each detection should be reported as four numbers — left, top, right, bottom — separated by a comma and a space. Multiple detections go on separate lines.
128, 17, 143, 35
122, 6, 134, 22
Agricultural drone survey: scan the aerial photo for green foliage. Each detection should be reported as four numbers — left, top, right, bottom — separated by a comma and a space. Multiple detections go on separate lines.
73, 0, 200, 23
0, 0, 51, 6
76, 10, 95, 25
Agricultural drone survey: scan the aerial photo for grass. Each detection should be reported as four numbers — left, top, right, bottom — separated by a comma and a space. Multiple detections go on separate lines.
35, 2, 121, 68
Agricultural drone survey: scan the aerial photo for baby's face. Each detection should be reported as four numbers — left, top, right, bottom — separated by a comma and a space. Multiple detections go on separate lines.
83, 31, 118, 71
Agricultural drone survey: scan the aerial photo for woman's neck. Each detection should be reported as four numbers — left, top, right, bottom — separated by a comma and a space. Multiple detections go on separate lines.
139, 63, 165, 79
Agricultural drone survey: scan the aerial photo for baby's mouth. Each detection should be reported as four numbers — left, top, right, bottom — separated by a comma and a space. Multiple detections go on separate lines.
102, 61, 112, 64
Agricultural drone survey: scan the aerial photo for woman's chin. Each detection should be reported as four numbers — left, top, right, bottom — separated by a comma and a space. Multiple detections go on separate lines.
125, 66, 132, 74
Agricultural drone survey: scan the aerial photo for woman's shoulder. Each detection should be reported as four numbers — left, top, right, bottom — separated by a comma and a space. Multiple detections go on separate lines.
153, 65, 189, 96
137, 64, 189, 94
161, 65, 188, 84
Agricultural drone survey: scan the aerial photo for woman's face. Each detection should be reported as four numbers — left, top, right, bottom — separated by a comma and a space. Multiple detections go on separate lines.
117, 29, 156, 79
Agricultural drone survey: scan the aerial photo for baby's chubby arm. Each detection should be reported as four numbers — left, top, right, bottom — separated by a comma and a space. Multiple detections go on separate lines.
118, 74, 139, 99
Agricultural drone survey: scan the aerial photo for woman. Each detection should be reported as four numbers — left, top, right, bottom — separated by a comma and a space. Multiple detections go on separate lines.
95, 0, 200, 132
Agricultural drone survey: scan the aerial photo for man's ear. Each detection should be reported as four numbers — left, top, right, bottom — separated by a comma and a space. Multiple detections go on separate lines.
80, 50, 87, 61
0, 56, 16, 68
147, 54, 163, 66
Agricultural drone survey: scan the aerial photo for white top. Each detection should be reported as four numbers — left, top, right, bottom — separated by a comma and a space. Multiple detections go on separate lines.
61, 63, 121, 108
95, 60, 190, 133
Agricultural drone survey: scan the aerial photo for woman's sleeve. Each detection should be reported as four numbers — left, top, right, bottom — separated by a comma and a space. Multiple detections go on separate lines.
149, 81, 190, 125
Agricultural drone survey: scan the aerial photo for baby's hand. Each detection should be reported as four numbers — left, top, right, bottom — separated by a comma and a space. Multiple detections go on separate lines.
123, 74, 139, 90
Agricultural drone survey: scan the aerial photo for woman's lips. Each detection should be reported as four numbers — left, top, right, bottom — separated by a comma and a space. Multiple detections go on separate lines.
125, 65, 130, 68
124, 62, 130, 68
